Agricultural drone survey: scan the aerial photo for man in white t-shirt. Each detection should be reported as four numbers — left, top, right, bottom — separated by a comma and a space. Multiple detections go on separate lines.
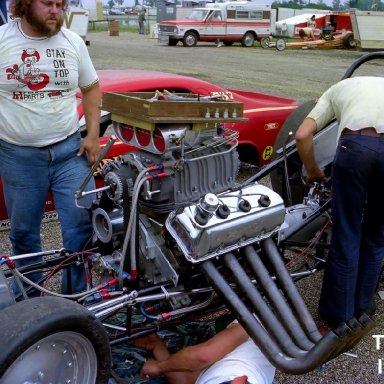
0, 0, 100, 296
134, 322, 275, 384
295, 76, 384, 327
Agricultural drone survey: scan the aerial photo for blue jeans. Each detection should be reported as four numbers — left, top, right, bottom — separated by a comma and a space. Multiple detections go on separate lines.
0, 132, 95, 295
139, 21, 144, 34
319, 134, 384, 325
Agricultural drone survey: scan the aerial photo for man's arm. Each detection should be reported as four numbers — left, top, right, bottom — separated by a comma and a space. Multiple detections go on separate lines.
77, 81, 101, 165
141, 323, 249, 380
295, 117, 326, 185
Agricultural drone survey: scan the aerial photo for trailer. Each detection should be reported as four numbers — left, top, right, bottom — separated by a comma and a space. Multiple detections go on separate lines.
349, 9, 384, 50
275, 11, 353, 40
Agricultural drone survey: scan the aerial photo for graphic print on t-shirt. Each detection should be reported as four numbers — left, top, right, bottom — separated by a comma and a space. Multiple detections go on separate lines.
6, 48, 49, 91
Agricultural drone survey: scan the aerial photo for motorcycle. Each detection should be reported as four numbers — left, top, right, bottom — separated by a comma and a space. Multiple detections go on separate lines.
1, 52, 382, 384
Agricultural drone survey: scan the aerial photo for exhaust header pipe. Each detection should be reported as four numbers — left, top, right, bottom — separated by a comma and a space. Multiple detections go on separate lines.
200, 239, 375, 374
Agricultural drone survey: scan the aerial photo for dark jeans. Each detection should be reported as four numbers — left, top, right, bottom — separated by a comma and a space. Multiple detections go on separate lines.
139, 21, 145, 34
0, 132, 95, 295
319, 134, 384, 325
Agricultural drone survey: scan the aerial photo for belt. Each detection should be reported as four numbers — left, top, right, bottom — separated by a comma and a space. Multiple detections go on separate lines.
342, 127, 384, 137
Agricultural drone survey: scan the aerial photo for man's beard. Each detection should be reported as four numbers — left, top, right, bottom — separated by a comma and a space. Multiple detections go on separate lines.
25, 8, 64, 37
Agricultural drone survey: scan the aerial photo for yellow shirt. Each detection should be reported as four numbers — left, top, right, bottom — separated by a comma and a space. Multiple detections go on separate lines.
307, 76, 384, 141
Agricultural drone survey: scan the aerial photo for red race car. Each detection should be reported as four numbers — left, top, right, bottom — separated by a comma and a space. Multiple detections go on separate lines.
0, 69, 299, 229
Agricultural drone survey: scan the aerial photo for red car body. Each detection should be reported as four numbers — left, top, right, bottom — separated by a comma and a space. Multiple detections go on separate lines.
0, 69, 298, 229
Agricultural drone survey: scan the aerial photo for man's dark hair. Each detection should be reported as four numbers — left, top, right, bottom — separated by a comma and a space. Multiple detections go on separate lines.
9, 0, 68, 19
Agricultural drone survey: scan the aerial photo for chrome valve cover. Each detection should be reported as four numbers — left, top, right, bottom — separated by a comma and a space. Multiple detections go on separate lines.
166, 183, 285, 262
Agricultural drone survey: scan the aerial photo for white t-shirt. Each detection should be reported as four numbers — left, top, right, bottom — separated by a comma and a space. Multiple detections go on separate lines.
196, 336, 276, 384
307, 76, 384, 141
0, 19, 98, 147
307, 18, 316, 29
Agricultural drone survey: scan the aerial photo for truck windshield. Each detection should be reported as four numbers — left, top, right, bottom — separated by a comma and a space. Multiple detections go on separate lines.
187, 9, 210, 20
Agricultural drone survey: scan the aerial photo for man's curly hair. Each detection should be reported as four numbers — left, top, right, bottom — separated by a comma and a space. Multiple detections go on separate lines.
9, 0, 68, 19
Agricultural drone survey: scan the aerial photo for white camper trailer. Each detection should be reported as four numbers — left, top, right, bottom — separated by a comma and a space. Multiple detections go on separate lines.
349, 9, 384, 50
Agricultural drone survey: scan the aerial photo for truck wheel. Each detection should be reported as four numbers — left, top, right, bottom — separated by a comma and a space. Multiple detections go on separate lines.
343, 32, 356, 49
270, 100, 317, 205
169, 38, 178, 46
241, 32, 255, 47
183, 31, 198, 47
0, 297, 111, 384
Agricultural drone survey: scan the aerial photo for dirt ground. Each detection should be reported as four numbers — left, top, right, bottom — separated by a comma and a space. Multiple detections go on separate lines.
1, 31, 384, 383
87, 31, 382, 103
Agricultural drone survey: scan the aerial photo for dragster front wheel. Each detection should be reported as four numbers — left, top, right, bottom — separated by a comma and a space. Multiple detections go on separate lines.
0, 296, 111, 384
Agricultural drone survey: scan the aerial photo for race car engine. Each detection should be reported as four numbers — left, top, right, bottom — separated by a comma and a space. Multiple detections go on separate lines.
92, 119, 285, 288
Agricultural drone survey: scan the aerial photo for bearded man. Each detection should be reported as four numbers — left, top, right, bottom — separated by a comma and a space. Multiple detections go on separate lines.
0, 0, 100, 296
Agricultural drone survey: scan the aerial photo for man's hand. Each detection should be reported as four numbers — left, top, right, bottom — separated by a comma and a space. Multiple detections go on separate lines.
140, 358, 162, 380
305, 166, 326, 186
77, 135, 100, 165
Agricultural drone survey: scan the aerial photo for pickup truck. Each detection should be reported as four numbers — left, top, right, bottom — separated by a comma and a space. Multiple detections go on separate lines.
158, 1, 275, 47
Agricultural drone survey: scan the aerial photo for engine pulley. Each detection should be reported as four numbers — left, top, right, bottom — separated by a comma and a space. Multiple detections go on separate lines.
92, 206, 124, 243
104, 172, 124, 202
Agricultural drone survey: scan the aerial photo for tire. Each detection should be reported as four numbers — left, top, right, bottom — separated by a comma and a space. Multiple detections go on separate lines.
342, 51, 384, 79
275, 38, 286, 51
343, 32, 356, 49
238, 143, 259, 167
224, 41, 234, 46
0, 297, 111, 384
169, 38, 178, 46
100, 119, 111, 137
241, 32, 255, 47
260, 36, 270, 48
321, 33, 334, 41
183, 31, 198, 47
270, 100, 317, 205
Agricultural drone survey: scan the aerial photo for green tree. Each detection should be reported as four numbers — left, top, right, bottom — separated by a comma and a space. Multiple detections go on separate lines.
107, 0, 115, 9
332, 0, 342, 9
272, 0, 331, 9
347, 0, 374, 9
370, 1, 384, 10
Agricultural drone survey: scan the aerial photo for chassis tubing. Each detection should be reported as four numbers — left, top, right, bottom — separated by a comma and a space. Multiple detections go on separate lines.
200, 241, 375, 374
